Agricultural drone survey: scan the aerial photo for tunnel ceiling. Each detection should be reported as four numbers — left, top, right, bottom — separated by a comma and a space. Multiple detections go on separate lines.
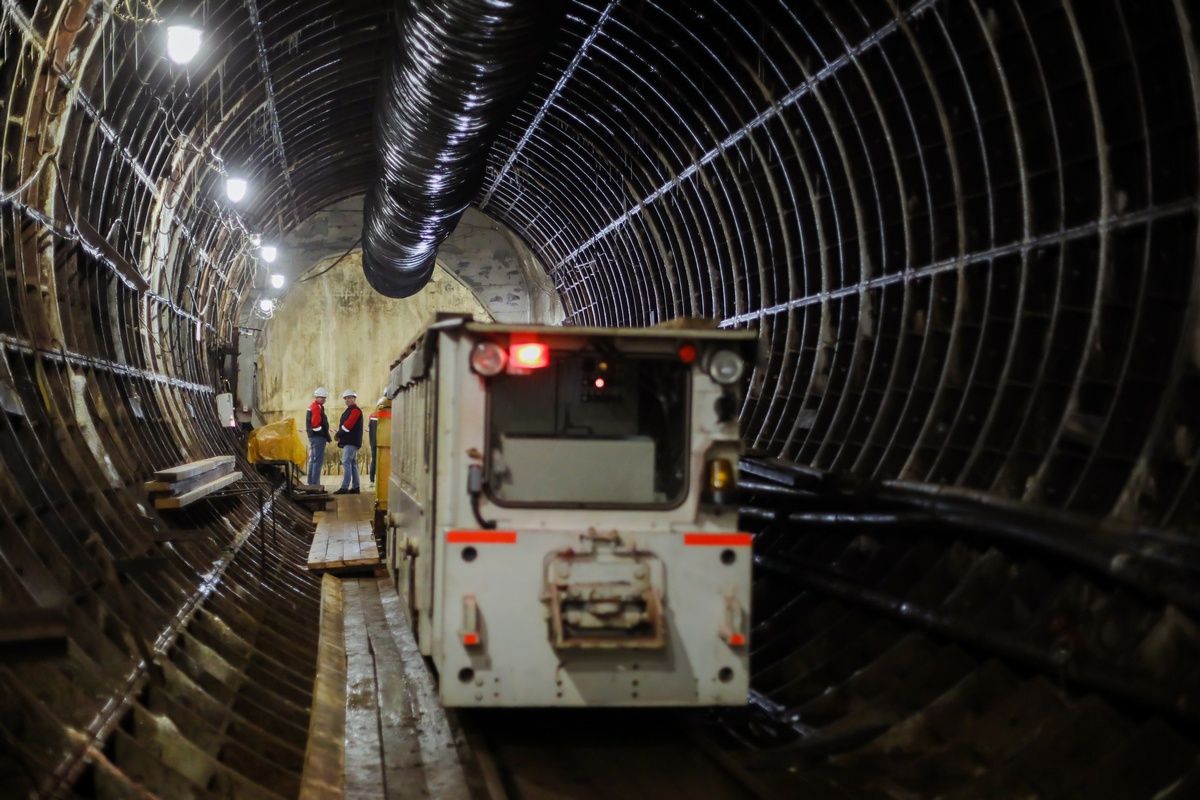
3, 0, 1198, 530
1, 1, 1200, 797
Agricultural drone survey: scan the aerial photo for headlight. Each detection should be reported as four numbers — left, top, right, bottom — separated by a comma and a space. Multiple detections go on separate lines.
470, 341, 507, 376
708, 349, 745, 385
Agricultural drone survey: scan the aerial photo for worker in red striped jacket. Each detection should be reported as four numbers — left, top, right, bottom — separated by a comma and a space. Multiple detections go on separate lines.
305, 387, 331, 487
334, 389, 364, 495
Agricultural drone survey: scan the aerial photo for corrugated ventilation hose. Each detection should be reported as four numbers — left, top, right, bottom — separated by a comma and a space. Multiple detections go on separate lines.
361, 0, 560, 298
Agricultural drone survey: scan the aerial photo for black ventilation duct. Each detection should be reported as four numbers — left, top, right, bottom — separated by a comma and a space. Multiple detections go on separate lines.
362, 0, 560, 298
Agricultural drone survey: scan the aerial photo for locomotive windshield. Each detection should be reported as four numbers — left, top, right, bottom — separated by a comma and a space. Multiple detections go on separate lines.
485, 348, 689, 507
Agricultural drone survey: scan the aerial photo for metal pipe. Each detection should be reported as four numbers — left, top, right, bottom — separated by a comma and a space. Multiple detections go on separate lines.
755, 553, 1200, 724
743, 501, 1200, 617
361, 0, 561, 298
740, 457, 1200, 614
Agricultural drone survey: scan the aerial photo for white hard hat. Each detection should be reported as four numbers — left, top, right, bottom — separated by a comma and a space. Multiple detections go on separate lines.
313, 387, 329, 398
343, 389, 357, 398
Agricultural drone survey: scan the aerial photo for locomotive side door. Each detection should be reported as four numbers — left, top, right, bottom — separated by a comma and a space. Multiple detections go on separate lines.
411, 353, 440, 655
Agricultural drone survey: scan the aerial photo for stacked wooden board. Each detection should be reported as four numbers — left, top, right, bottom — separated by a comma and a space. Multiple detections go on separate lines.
145, 456, 243, 509
306, 492, 382, 574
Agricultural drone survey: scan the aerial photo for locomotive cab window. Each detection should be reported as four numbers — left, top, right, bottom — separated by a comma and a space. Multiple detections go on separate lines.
485, 347, 689, 507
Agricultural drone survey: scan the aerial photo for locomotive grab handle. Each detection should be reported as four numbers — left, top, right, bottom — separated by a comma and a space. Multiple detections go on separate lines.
467, 464, 497, 530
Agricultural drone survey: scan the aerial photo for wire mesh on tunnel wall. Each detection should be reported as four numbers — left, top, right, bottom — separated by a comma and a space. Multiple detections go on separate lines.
477, 0, 1200, 527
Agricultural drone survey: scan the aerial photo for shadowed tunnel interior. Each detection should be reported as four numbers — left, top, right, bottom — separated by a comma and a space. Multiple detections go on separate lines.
2, 1, 1199, 797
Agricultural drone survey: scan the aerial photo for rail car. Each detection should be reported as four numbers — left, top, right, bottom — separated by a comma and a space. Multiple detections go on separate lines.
377, 319, 757, 706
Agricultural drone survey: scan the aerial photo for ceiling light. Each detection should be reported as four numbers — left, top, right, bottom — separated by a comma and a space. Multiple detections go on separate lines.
269, 274, 285, 289
225, 177, 248, 203
258, 298, 275, 313
166, 26, 202, 65
261, 245, 278, 263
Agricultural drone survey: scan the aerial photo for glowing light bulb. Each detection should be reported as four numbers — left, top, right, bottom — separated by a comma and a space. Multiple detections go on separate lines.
258, 298, 275, 313
261, 245, 277, 262
510, 342, 549, 369
269, 274, 285, 289
225, 177, 248, 203
166, 26, 202, 64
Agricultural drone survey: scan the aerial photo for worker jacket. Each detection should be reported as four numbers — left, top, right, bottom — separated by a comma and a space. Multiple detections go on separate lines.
336, 406, 364, 448
306, 400, 331, 442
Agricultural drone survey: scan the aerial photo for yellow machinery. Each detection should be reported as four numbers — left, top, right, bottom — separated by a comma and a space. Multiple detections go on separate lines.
374, 397, 392, 535
246, 418, 307, 471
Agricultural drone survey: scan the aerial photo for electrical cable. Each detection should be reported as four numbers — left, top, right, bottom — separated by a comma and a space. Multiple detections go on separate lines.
295, 235, 363, 284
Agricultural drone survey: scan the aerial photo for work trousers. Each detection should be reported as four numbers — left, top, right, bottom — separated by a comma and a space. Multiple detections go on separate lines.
340, 444, 361, 490
307, 436, 327, 487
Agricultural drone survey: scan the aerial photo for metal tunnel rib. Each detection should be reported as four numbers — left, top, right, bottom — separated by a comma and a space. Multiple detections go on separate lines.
480, 0, 1200, 526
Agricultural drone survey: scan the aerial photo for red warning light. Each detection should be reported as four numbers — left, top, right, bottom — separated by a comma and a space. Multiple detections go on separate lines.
510, 342, 550, 369
594, 377, 606, 389
678, 343, 697, 363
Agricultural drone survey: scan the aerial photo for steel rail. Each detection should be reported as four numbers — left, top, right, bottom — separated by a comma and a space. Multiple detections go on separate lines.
244, 0, 300, 227
553, 0, 942, 269
476, 0, 619, 210
38, 486, 285, 797
720, 198, 1200, 327
0, 333, 214, 392
755, 551, 1200, 724
7, 199, 217, 332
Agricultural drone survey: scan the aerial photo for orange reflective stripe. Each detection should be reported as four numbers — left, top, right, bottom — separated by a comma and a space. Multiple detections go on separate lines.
376, 410, 392, 419
447, 530, 517, 544
683, 533, 753, 546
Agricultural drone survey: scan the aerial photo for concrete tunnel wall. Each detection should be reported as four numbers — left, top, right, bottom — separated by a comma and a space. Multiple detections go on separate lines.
0, 1, 1198, 797
255, 253, 490, 452
248, 198, 562, 462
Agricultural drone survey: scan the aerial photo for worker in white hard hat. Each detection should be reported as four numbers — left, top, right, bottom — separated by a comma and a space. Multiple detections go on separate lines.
333, 390, 363, 495
305, 387, 331, 487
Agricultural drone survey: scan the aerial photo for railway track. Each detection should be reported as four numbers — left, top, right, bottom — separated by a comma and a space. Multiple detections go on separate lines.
454, 708, 768, 800
358, 455, 1200, 800
709, 458, 1200, 798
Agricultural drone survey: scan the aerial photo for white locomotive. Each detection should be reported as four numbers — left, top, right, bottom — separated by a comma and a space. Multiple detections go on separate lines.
381, 319, 756, 706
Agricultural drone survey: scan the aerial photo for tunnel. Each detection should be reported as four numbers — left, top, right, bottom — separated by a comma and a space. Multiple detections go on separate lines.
2, 0, 1200, 797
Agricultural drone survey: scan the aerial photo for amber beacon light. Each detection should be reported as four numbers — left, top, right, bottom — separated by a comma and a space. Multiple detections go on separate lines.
703, 458, 737, 505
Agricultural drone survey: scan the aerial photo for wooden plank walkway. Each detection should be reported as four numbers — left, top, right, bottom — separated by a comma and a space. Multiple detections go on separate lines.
300, 575, 346, 800
299, 575, 470, 800
307, 491, 382, 574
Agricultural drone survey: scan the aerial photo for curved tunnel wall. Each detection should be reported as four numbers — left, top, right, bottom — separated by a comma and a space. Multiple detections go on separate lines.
0, 0, 1197, 796
477, 0, 1200, 527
